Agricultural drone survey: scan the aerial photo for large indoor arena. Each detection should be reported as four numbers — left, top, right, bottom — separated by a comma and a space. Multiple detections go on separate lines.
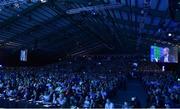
0, 0, 179, 108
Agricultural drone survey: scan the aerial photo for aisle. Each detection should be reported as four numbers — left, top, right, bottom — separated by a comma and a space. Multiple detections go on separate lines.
111, 79, 147, 108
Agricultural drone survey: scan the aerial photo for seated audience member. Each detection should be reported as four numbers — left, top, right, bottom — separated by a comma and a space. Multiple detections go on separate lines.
83, 96, 91, 109
57, 93, 67, 107
41, 91, 51, 103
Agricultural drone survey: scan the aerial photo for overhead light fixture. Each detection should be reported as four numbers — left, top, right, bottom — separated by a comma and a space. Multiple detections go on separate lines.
91, 10, 97, 16
40, 0, 47, 3
168, 33, 172, 37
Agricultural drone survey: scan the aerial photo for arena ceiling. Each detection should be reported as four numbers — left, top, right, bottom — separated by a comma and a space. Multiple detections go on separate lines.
0, 0, 179, 58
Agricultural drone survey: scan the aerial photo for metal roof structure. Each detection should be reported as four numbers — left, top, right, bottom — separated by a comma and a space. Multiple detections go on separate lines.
0, 0, 179, 58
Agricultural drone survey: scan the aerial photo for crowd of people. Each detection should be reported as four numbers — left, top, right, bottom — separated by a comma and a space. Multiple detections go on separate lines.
142, 71, 180, 108
0, 56, 179, 108
0, 70, 127, 108
0, 56, 128, 108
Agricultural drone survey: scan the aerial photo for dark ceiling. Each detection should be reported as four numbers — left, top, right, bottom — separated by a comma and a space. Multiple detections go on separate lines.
0, 0, 179, 65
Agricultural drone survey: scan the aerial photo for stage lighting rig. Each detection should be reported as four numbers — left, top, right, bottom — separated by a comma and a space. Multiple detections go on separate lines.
136, 0, 151, 51
139, 0, 151, 34
0, 0, 27, 7
0, 0, 47, 10
66, 3, 122, 15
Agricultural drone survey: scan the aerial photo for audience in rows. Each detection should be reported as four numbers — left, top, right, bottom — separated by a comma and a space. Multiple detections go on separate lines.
142, 71, 179, 108
0, 56, 179, 108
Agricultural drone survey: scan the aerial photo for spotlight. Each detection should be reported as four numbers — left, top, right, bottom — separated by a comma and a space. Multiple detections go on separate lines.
98, 62, 101, 65
40, 0, 47, 3
91, 10, 98, 16
168, 33, 172, 37
92, 12, 96, 15
178, 78, 180, 82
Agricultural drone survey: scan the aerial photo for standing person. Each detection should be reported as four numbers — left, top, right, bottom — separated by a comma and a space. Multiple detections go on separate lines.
105, 99, 114, 109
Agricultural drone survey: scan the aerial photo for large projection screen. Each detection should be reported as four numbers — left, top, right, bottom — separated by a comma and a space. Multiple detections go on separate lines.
150, 45, 178, 63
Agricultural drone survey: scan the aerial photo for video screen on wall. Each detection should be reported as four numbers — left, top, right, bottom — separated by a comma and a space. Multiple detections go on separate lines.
150, 45, 178, 63
20, 49, 28, 62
